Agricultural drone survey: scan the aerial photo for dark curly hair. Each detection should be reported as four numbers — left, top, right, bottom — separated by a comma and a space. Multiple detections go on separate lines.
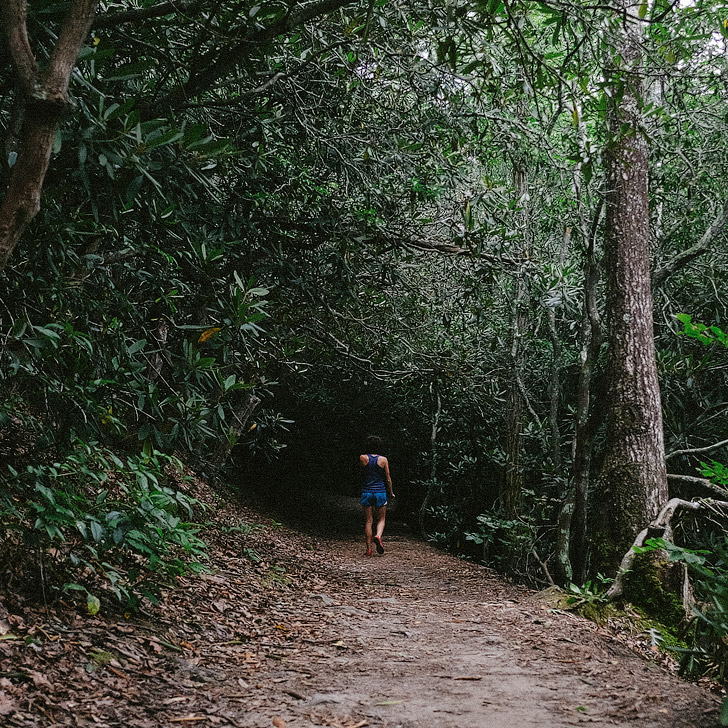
365, 434, 384, 453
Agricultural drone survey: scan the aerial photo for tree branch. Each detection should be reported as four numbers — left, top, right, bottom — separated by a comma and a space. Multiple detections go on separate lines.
653, 198, 728, 287
164, 0, 362, 108
179, 40, 350, 108
607, 497, 728, 599
0, 0, 39, 95
43, 0, 99, 97
0, 0, 99, 271
667, 473, 728, 498
93, 0, 204, 29
666, 437, 728, 461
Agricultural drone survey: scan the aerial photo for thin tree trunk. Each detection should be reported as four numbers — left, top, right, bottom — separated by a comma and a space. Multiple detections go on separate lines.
212, 393, 261, 466
0, 0, 98, 270
419, 382, 442, 536
547, 226, 570, 471
591, 8, 668, 575
502, 165, 529, 519
550, 228, 572, 586
569, 201, 604, 583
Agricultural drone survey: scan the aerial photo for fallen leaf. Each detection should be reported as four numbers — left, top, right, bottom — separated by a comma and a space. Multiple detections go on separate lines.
169, 716, 208, 723
86, 594, 101, 616
273, 718, 286, 728
28, 671, 52, 689
0, 692, 18, 716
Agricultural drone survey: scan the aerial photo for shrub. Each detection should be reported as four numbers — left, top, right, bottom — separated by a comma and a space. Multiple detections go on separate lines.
0, 439, 207, 608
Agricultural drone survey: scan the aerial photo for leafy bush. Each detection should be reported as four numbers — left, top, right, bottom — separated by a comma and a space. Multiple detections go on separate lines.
565, 574, 612, 607
0, 440, 206, 607
464, 512, 534, 574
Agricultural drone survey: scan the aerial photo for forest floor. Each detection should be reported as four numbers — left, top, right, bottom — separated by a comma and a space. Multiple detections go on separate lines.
0, 479, 722, 728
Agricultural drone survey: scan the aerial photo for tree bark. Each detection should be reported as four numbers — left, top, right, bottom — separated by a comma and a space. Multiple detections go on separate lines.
0, 0, 99, 271
591, 8, 668, 576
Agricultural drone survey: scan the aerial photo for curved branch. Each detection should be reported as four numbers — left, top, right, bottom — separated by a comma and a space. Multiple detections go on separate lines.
666, 437, 728, 461
607, 497, 728, 599
654, 198, 728, 287
667, 473, 728, 498
1, 0, 38, 94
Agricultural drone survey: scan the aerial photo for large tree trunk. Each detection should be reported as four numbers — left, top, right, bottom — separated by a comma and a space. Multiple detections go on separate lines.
591, 8, 668, 575
0, 0, 98, 271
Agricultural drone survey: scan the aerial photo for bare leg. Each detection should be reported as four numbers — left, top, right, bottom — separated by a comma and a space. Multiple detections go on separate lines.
372, 505, 387, 553
363, 506, 374, 554
374, 505, 387, 540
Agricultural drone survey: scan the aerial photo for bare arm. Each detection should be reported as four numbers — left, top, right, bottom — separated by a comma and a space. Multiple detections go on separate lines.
381, 457, 394, 498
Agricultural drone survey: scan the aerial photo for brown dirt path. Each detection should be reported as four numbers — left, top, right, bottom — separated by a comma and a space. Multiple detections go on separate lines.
246, 523, 719, 728
0, 490, 721, 728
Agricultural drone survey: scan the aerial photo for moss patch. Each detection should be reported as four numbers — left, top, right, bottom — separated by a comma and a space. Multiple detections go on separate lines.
577, 601, 618, 626
622, 552, 686, 630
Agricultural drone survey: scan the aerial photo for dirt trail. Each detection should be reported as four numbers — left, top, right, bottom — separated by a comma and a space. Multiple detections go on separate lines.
0, 492, 721, 728
248, 521, 718, 728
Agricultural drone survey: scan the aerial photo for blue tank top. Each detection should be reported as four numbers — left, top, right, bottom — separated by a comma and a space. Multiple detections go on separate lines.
363, 454, 386, 492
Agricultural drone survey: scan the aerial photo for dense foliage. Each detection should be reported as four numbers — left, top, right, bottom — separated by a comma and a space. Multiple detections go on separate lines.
2, 3, 728, 688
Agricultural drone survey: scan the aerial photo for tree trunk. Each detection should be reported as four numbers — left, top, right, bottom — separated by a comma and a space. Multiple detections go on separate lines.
591, 9, 668, 576
418, 382, 442, 536
550, 230, 569, 586
569, 202, 604, 583
212, 393, 261, 466
0, 0, 98, 271
501, 165, 529, 519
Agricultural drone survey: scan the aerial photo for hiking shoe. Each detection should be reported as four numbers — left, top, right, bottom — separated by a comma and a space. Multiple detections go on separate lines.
373, 536, 384, 554
365, 548, 373, 557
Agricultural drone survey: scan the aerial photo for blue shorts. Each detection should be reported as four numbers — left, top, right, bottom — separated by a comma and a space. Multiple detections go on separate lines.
361, 491, 387, 508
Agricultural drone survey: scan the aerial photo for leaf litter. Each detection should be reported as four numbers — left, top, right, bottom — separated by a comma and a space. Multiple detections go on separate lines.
0, 478, 722, 727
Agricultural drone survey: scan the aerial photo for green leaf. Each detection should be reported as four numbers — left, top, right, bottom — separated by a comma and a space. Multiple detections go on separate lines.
89, 520, 104, 542
145, 129, 184, 149
64, 583, 87, 592
127, 339, 146, 355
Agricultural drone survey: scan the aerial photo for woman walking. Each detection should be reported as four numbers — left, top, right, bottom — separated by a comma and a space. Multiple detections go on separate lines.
359, 435, 395, 556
